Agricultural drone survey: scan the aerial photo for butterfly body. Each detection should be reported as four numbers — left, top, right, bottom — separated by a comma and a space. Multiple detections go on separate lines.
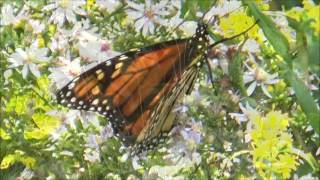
56, 23, 209, 154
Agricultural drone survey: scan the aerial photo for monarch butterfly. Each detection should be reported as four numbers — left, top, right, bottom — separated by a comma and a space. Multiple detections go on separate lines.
56, 18, 257, 155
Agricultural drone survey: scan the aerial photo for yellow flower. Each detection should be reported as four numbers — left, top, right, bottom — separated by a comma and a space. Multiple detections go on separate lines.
37, 34, 45, 48
303, 0, 320, 32
255, 0, 270, 10
287, 0, 320, 33
249, 110, 298, 179
220, 11, 260, 41
87, 0, 95, 10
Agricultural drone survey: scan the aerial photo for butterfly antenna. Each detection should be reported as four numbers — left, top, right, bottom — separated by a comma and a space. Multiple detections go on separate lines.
205, 20, 259, 88
208, 20, 259, 49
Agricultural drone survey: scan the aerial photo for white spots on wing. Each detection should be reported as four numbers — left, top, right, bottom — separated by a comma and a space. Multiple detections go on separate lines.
197, 62, 201, 67
97, 107, 102, 111
70, 97, 76, 102
199, 37, 203, 41
111, 69, 121, 79
197, 45, 202, 49
66, 91, 72, 97
97, 72, 104, 80
59, 91, 64, 97
67, 104, 72, 107
92, 99, 99, 105
129, 48, 139, 52
115, 62, 123, 69
96, 69, 104, 80
91, 86, 100, 95
105, 60, 111, 66
89, 107, 95, 111
79, 100, 84, 105
60, 99, 66, 104
68, 82, 75, 89
119, 55, 128, 61
105, 106, 110, 110
102, 99, 108, 105
95, 69, 102, 74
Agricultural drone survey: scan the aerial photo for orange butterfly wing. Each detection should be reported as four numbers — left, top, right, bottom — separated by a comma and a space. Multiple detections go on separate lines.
56, 24, 209, 154
57, 40, 189, 142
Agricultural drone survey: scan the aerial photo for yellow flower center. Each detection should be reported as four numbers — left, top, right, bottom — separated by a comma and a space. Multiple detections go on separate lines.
254, 68, 268, 82
25, 53, 36, 64
145, 10, 155, 19
59, 0, 70, 8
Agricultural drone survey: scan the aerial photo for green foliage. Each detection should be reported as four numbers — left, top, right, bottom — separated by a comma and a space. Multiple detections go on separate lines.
244, 0, 320, 133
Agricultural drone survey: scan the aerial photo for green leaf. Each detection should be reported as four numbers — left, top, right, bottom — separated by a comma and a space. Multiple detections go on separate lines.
180, 1, 199, 20
229, 41, 247, 96
284, 70, 320, 133
287, 17, 320, 76
198, 0, 216, 12
292, 148, 319, 172
243, 0, 291, 60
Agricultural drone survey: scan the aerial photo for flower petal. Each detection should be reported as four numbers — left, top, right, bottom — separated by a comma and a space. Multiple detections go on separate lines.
29, 63, 41, 77
247, 81, 257, 96
261, 84, 272, 98
22, 65, 29, 79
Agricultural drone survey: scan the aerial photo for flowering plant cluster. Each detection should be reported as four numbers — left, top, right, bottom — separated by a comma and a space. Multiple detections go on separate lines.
0, 0, 319, 179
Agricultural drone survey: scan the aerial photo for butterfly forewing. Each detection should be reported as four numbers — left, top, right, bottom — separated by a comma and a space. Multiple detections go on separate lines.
56, 23, 209, 154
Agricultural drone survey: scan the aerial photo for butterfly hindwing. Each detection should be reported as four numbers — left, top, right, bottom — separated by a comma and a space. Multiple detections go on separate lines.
131, 68, 199, 154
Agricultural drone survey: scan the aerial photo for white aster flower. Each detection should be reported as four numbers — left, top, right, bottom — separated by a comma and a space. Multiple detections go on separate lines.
86, 134, 100, 149
4, 69, 12, 85
242, 39, 260, 53
83, 148, 100, 163
48, 54, 81, 89
100, 124, 113, 142
244, 63, 280, 98
204, 0, 241, 20
148, 152, 200, 179
0, 4, 29, 26
49, 31, 70, 54
76, 31, 119, 63
43, 0, 86, 26
8, 43, 49, 79
79, 111, 100, 128
126, 0, 169, 35
17, 168, 34, 180
165, 119, 203, 167
96, 0, 121, 13
27, 19, 45, 34
229, 102, 256, 124
165, 1, 197, 37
